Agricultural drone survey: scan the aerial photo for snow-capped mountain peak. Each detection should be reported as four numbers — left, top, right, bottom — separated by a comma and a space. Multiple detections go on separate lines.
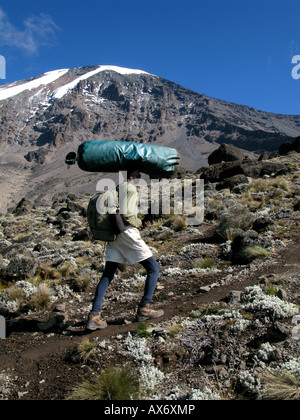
0, 65, 153, 101
52, 65, 152, 100
0, 64, 299, 214
0, 69, 70, 101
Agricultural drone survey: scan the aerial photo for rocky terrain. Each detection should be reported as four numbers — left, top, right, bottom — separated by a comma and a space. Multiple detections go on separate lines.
1, 145, 300, 400
0, 65, 300, 214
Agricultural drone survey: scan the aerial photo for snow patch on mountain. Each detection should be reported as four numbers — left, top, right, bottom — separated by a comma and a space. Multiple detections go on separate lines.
52, 65, 152, 100
0, 69, 69, 101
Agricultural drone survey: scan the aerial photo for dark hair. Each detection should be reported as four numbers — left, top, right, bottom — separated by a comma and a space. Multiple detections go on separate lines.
126, 165, 140, 178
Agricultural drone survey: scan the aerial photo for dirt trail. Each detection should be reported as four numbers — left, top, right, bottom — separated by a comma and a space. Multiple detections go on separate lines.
88, 237, 300, 339
1, 237, 299, 400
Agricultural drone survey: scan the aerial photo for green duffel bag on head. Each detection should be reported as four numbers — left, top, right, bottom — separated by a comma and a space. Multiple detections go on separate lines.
66, 140, 180, 179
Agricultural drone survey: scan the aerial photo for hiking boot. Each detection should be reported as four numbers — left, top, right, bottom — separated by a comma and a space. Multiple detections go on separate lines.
86, 312, 107, 330
136, 304, 164, 322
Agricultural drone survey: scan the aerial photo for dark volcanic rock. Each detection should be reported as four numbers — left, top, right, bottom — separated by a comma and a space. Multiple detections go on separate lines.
24, 148, 49, 164
13, 198, 33, 216
0, 255, 38, 282
208, 144, 245, 165
216, 174, 249, 191
279, 135, 300, 155
199, 157, 293, 185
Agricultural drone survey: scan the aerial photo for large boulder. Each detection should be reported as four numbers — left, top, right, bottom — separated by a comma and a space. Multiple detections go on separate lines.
208, 144, 245, 165
199, 158, 290, 185
13, 198, 33, 216
279, 136, 300, 155
216, 174, 249, 191
0, 255, 38, 283
199, 160, 260, 184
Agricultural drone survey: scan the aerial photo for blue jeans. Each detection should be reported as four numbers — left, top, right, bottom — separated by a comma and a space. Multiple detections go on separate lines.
91, 256, 160, 313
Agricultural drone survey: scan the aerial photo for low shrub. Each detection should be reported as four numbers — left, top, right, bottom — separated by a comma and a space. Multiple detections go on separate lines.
236, 246, 269, 264
70, 366, 139, 400
261, 370, 300, 400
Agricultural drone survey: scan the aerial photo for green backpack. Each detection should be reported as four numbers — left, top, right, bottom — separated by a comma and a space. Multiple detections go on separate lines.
87, 191, 118, 242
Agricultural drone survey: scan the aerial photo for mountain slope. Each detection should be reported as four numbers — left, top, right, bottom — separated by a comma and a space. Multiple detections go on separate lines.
0, 65, 299, 213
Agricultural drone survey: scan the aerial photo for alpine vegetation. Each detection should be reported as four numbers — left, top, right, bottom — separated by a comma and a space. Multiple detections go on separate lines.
1, 143, 300, 400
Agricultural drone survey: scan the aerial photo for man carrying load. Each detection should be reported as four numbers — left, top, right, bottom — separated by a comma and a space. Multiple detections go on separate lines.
86, 169, 164, 331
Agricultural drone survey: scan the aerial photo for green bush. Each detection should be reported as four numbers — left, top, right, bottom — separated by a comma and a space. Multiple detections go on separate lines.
197, 257, 215, 269
237, 246, 269, 264
135, 322, 152, 339
29, 284, 52, 311
71, 366, 139, 400
217, 206, 254, 241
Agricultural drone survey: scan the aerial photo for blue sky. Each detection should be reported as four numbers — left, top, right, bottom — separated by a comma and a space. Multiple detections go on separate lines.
0, 0, 299, 115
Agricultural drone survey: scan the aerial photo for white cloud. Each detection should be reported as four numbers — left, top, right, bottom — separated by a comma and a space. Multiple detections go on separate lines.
0, 8, 60, 55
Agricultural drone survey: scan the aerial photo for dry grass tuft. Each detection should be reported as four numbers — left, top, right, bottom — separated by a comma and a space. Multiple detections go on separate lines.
261, 370, 300, 400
